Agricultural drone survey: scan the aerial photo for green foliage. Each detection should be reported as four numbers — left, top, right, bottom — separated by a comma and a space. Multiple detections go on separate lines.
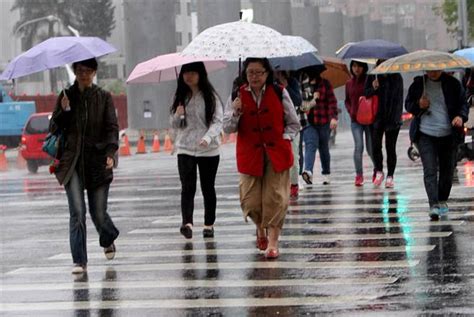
434, 0, 474, 41
101, 79, 126, 95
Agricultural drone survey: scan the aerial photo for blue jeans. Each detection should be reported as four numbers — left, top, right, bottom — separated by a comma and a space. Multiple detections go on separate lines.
417, 133, 456, 207
303, 123, 331, 175
351, 122, 374, 175
65, 170, 119, 265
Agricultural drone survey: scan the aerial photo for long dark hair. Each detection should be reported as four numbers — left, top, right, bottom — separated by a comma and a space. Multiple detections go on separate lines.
349, 60, 368, 78
170, 62, 217, 127
242, 58, 274, 85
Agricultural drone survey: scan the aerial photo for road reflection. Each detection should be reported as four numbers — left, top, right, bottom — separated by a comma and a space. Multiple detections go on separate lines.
72, 272, 89, 317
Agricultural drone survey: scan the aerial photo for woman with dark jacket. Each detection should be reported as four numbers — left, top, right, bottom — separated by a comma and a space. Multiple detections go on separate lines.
49, 58, 119, 274
405, 71, 468, 220
345, 60, 373, 186
364, 59, 404, 188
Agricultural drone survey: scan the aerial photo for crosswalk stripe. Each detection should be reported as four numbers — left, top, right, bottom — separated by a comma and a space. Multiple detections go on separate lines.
7, 260, 420, 275
1, 277, 398, 292
129, 220, 464, 234
48, 245, 435, 260
0, 295, 380, 311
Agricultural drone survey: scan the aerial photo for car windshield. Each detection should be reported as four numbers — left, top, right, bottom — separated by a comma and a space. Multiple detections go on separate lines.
25, 116, 50, 134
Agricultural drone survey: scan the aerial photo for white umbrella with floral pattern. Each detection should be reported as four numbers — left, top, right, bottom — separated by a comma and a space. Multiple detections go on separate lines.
181, 20, 303, 61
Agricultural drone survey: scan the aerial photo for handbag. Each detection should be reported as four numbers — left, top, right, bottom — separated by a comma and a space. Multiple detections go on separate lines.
356, 95, 379, 125
42, 131, 63, 158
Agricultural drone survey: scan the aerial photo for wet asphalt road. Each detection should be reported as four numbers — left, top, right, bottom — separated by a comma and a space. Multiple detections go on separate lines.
0, 130, 473, 316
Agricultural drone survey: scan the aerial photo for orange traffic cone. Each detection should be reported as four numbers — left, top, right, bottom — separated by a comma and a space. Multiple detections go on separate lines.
151, 131, 160, 153
119, 133, 131, 156
16, 149, 26, 169
0, 145, 8, 172
136, 130, 147, 154
163, 132, 173, 152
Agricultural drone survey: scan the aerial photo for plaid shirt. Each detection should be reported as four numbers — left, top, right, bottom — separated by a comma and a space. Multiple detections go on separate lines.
301, 77, 338, 125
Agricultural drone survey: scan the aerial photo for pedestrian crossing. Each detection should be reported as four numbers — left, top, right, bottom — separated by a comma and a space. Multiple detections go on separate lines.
1, 133, 473, 315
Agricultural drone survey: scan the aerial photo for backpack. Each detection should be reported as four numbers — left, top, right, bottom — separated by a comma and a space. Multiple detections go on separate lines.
356, 95, 379, 125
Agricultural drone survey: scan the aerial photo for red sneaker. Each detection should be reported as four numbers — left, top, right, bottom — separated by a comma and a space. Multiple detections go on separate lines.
290, 184, 299, 198
355, 174, 364, 187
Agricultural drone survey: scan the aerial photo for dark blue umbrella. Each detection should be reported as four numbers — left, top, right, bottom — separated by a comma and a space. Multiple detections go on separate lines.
336, 39, 408, 60
269, 52, 324, 71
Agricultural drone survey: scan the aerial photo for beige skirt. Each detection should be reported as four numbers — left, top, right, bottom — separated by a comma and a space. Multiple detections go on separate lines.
239, 155, 290, 229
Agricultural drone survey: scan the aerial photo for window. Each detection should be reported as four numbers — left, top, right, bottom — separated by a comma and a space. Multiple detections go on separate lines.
176, 32, 182, 46
186, 2, 191, 16
175, 1, 181, 15
188, 32, 192, 43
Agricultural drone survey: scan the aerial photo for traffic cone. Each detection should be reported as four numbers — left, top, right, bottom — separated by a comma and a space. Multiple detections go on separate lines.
136, 130, 147, 154
163, 132, 173, 152
151, 131, 161, 153
0, 145, 8, 172
16, 149, 26, 169
119, 133, 131, 156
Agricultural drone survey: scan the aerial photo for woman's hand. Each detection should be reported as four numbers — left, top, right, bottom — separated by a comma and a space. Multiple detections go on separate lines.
372, 78, 379, 90
199, 139, 209, 148
419, 95, 430, 110
61, 94, 70, 111
232, 96, 242, 116
106, 156, 114, 169
176, 104, 185, 116
330, 118, 338, 130
452, 116, 463, 128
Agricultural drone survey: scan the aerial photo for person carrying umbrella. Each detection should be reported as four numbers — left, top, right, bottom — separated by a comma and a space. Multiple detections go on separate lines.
223, 58, 300, 259
170, 62, 223, 239
405, 70, 468, 220
49, 58, 119, 274
364, 59, 404, 188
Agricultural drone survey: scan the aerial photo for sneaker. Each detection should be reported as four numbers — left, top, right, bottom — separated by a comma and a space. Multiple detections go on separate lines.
322, 175, 330, 185
373, 171, 384, 187
290, 184, 299, 198
180, 224, 193, 239
301, 171, 312, 184
104, 243, 116, 260
355, 174, 364, 187
438, 201, 449, 215
385, 176, 394, 188
203, 227, 214, 238
72, 264, 87, 274
429, 206, 440, 221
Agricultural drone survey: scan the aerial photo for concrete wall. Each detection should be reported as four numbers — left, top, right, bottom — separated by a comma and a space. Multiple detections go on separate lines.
343, 15, 364, 44
123, 0, 176, 130
251, 0, 292, 35
319, 11, 344, 56
291, 5, 320, 51
363, 17, 383, 40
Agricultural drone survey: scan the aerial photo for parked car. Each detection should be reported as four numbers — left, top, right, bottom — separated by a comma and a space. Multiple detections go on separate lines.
20, 112, 52, 173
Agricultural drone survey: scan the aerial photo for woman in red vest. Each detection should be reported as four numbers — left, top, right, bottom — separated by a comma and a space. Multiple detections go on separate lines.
223, 58, 300, 259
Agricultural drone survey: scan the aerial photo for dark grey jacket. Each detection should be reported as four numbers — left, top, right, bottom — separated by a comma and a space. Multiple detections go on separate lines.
50, 83, 118, 189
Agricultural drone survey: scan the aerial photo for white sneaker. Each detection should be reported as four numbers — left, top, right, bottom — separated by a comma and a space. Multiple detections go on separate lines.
322, 175, 330, 185
72, 264, 87, 274
104, 243, 116, 260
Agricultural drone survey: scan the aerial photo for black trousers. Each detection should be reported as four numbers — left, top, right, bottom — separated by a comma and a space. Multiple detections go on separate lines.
417, 133, 456, 207
372, 127, 400, 177
177, 154, 220, 226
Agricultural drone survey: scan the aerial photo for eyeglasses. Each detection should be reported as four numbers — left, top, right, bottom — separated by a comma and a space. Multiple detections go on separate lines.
75, 67, 95, 75
247, 70, 267, 77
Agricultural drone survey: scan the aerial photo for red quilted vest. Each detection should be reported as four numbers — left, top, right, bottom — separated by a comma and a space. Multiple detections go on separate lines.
236, 85, 293, 176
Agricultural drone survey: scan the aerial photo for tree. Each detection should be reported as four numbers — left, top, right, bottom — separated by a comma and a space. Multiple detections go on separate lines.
11, 0, 116, 91
434, 0, 474, 44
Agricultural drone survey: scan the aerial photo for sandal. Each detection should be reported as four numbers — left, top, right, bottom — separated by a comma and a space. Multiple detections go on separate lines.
255, 228, 268, 251
265, 248, 279, 259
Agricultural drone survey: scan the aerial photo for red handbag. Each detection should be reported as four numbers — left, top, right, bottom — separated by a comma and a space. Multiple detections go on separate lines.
356, 95, 379, 125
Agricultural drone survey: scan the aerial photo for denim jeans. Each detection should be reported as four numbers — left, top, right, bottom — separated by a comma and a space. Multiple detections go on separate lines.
372, 127, 400, 177
65, 170, 119, 265
303, 123, 331, 175
178, 154, 220, 226
417, 132, 456, 207
351, 122, 374, 175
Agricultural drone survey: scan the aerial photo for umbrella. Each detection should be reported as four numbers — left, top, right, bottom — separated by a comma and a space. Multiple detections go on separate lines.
181, 20, 303, 61
370, 50, 474, 75
270, 52, 324, 71
336, 39, 408, 60
321, 57, 351, 89
126, 53, 227, 84
282, 35, 318, 54
454, 47, 474, 64
0, 36, 116, 80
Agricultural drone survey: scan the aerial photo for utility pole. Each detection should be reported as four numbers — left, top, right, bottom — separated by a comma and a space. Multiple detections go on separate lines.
457, 0, 468, 48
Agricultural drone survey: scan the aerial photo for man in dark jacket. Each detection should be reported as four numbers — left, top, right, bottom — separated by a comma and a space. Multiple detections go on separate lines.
50, 58, 119, 274
365, 59, 404, 188
405, 71, 468, 220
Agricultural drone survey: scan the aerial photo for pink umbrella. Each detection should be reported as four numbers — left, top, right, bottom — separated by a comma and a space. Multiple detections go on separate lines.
126, 52, 226, 84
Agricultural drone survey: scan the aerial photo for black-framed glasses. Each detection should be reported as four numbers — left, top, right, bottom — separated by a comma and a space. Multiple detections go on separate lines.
247, 70, 267, 77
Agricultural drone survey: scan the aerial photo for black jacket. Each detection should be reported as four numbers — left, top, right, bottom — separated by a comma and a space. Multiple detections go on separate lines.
365, 73, 404, 130
405, 74, 468, 141
50, 83, 119, 189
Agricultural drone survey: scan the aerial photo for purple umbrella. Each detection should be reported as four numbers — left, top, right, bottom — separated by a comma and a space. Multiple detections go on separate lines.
0, 36, 116, 80
336, 39, 408, 60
